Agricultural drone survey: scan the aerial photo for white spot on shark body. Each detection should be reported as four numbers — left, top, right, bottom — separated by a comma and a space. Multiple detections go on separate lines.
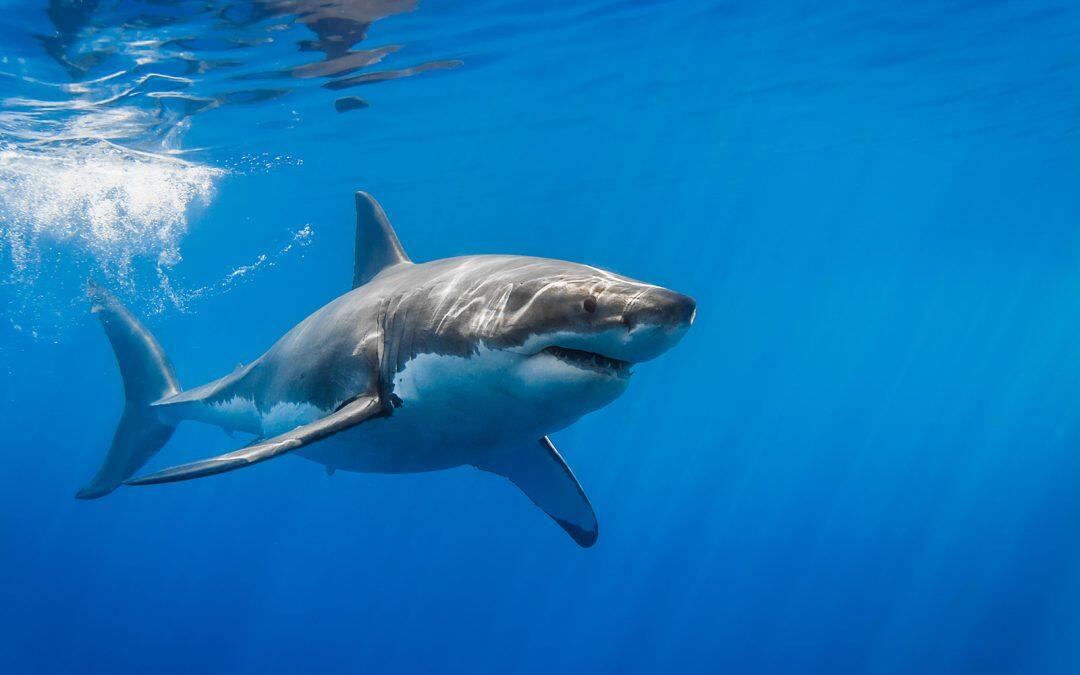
261, 400, 329, 437
203, 395, 329, 437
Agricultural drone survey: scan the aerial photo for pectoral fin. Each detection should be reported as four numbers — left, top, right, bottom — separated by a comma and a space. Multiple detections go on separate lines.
126, 395, 383, 486
475, 437, 598, 547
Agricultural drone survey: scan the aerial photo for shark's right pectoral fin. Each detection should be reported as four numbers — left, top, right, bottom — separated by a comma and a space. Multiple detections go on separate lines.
126, 395, 384, 486
475, 437, 598, 547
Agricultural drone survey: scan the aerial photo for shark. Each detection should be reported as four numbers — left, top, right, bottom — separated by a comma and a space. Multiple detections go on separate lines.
78, 191, 696, 546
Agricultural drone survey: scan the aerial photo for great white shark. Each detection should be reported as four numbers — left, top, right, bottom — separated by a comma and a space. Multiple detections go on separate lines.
78, 191, 696, 546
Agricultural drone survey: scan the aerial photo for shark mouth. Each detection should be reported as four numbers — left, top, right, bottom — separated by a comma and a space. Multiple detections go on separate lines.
542, 346, 632, 378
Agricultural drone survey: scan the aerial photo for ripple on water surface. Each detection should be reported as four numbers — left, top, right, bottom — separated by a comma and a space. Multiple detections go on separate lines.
0, 0, 458, 329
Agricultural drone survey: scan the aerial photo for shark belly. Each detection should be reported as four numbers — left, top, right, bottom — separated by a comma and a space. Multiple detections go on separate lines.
296, 348, 556, 474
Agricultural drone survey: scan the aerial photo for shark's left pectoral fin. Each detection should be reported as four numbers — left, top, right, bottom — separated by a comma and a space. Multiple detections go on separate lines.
126, 395, 383, 486
475, 437, 598, 547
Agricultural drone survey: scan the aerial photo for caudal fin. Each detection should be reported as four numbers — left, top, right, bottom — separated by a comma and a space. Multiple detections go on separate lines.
76, 284, 181, 499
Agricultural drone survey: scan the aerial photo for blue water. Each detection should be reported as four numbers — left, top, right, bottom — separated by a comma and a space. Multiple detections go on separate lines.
2, 1, 1080, 673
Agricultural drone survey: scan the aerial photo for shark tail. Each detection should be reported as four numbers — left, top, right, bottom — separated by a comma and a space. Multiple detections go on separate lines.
76, 283, 182, 499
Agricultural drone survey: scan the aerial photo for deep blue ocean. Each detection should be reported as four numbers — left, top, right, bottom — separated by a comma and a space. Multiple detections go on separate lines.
2, 1, 1080, 673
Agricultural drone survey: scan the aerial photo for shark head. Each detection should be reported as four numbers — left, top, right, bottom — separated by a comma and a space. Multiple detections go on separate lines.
460, 258, 696, 434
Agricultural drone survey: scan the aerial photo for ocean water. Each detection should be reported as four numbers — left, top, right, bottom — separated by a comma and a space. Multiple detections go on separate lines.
1, 1, 1079, 673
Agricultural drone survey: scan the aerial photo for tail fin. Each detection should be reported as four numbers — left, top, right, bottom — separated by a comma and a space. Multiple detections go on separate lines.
76, 284, 181, 499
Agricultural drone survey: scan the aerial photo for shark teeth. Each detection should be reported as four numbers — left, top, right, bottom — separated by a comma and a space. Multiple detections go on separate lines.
543, 346, 632, 377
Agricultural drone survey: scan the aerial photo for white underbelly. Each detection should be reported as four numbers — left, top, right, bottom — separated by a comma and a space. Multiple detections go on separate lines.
298, 349, 548, 473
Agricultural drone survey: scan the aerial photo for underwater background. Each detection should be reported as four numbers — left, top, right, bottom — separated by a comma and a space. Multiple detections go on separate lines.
2, 1, 1079, 673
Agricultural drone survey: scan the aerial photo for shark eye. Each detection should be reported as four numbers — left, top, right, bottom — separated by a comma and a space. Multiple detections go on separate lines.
583, 295, 598, 314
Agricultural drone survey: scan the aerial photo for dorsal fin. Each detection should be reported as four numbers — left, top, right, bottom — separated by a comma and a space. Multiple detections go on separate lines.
353, 191, 410, 288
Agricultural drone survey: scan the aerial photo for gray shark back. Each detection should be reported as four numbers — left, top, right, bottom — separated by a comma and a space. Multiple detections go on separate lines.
159, 252, 639, 425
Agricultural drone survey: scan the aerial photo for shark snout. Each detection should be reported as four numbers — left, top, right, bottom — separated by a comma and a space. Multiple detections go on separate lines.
623, 288, 696, 332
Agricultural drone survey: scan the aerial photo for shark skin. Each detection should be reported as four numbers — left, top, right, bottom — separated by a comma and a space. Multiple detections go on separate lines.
80, 191, 697, 547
